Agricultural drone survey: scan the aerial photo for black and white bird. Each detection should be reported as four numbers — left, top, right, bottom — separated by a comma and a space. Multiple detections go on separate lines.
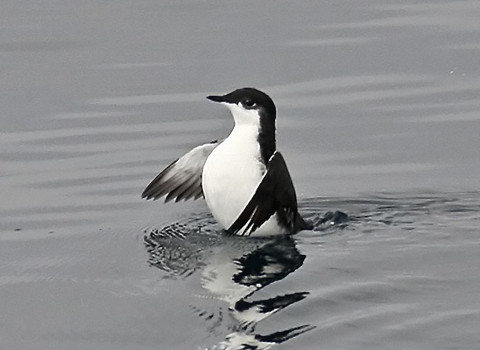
142, 88, 311, 237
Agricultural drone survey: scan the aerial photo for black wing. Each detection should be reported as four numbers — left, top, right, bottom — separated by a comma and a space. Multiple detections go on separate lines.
227, 151, 307, 236
142, 141, 219, 202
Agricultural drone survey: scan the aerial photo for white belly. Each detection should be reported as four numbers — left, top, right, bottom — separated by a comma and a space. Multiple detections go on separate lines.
202, 125, 284, 236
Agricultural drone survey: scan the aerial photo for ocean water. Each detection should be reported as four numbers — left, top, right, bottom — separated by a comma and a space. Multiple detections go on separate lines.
1, 1, 479, 349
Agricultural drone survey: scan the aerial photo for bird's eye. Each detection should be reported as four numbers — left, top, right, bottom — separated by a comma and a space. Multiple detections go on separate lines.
242, 98, 256, 108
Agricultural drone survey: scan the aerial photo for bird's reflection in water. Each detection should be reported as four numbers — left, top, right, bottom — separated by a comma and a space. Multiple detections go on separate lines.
144, 217, 314, 350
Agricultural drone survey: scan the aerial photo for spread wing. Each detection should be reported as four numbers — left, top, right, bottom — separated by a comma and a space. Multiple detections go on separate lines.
227, 151, 302, 236
142, 140, 219, 202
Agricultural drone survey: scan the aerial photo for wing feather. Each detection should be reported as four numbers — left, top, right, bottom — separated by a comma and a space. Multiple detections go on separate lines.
142, 141, 219, 202
227, 151, 304, 236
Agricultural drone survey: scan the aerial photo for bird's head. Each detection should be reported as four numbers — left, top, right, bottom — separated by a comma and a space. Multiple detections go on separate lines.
207, 87, 276, 128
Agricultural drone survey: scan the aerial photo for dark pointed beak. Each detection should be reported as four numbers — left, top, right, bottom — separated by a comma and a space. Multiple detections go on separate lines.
206, 95, 225, 103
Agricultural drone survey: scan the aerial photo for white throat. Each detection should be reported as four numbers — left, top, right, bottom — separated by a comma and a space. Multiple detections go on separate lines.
223, 102, 261, 127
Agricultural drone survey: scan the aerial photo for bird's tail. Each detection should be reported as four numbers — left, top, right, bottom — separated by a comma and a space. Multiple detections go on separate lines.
295, 213, 313, 232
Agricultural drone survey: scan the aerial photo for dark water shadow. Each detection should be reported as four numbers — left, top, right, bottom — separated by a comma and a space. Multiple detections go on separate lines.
143, 192, 480, 349
143, 213, 331, 349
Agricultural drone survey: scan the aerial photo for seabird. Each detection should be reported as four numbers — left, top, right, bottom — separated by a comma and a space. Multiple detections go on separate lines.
142, 88, 311, 236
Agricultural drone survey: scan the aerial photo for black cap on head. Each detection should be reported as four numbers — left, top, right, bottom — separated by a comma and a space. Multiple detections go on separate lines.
207, 87, 276, 120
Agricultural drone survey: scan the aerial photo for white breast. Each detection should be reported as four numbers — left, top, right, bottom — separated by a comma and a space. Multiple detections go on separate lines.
202, 124, 264, 230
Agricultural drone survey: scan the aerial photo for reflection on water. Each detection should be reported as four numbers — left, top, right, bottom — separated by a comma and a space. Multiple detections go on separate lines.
0, 193, 479, 350
145, 219, 316, 349
143, 193, 480, 349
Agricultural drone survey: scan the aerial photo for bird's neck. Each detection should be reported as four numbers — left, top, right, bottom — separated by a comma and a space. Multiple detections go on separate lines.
227, 123, 276, 164
258, 118, 276, 164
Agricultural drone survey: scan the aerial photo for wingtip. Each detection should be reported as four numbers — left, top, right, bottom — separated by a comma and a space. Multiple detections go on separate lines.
141, 189, 154, 201
141, 189, 162, 201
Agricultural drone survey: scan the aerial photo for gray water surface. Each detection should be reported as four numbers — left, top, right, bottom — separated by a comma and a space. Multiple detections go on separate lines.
1, 1, 480, 349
